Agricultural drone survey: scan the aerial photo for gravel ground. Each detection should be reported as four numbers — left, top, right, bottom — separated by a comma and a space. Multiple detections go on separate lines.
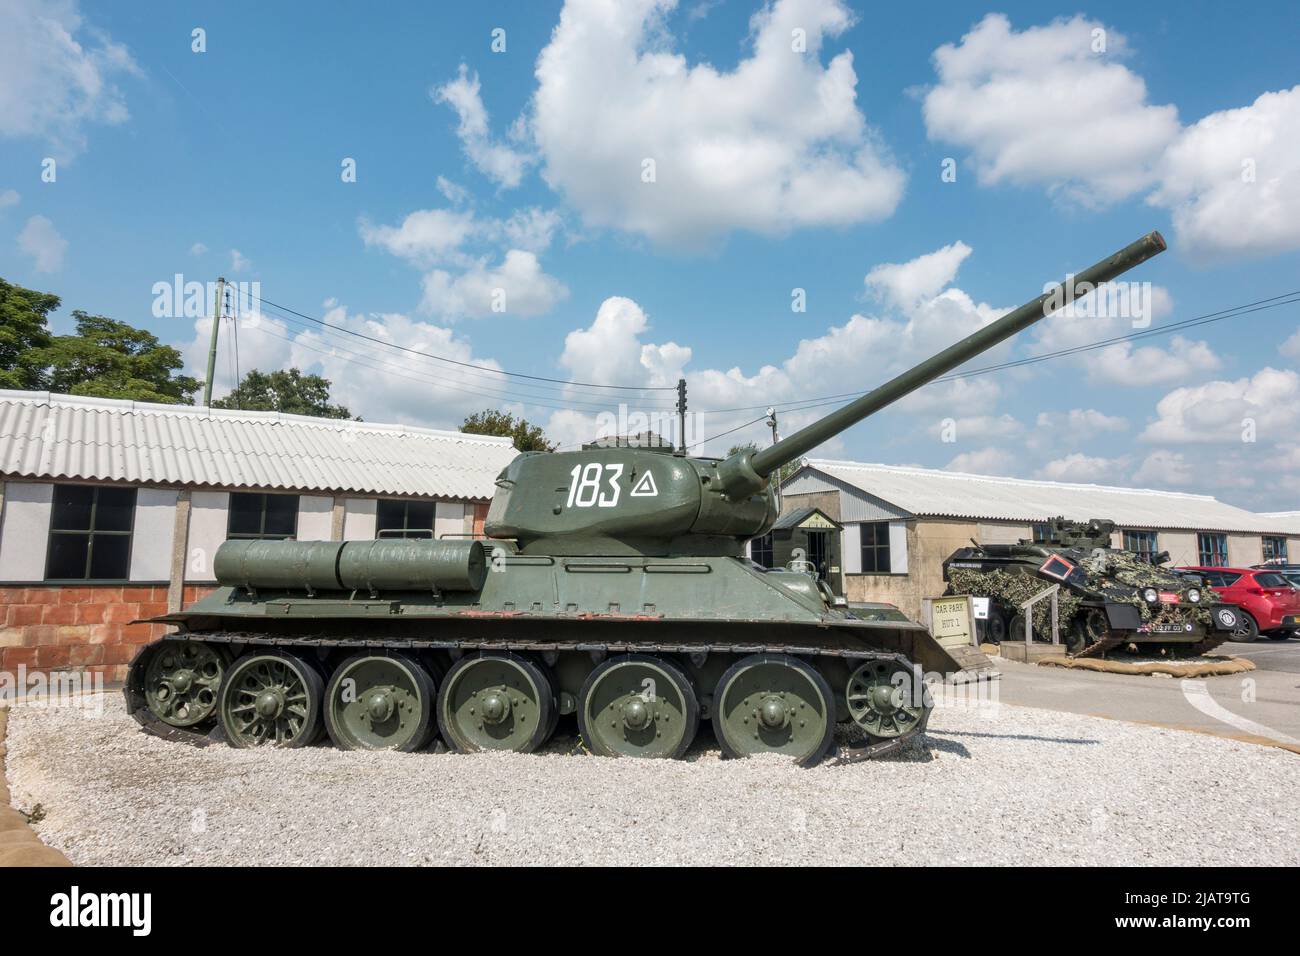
6, 693, 1298, 866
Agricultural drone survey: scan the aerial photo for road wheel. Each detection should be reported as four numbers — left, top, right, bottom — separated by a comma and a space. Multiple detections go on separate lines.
577, 654, 699, 759
984, 611, 1007, 644
1007, 613, 1036, 644
144, 641, 229, 727
325, 652, 436, 752
218, 650, 324, 748
1234, 613, 1259, 643
712, 654, 834, 767
844, 659, 929, 740
437, 652, 555, 753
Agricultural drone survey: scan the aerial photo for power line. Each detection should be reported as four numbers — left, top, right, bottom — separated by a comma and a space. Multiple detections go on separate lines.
695, 289, 1300, 416
251, 293, 678, 394
688, 415, 769, 451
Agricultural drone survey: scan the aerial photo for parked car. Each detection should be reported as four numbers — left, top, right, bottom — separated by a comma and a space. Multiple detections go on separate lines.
1252, 563, 1300, 590
1179, 566, 1300, 641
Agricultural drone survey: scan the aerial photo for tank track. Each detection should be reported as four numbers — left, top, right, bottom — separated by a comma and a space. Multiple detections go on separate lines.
125, 631, 934, 764
1073, 632, 1231, 660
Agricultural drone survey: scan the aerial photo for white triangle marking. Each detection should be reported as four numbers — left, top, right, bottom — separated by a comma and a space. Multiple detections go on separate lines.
631, 470, 658, 497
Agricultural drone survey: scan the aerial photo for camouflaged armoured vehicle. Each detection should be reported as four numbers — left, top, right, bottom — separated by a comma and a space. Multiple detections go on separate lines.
125, 233, 1167, 766
943, 517, 1244, 657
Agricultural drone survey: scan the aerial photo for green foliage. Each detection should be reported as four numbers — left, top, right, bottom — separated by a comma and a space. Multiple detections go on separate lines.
0, 278, 57, 389
32, 311, 200, 404
461, 409, 555, 452
213, 368, 353, 419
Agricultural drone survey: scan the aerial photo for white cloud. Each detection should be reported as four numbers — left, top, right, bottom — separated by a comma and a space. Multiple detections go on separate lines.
865, 241, 971, 310
1149, 85, 1300, 259
0, 0, 140, 159
433, 65, 532, 189
1087, 336, 1222, 387
1140, 368, 1300, 443
531, 0, 905, 247
436, 176, 470, 205
421, 250, 568, 320
944, 446, 1018, 476
229, 248, 251, 273
1035, 453, 1128, 483
17, 214, 66, 272
189, 242, 207, 256
1035, 408, 1128, 436
0, 189, 19, 209
183, 310, 296, 400
499, 207, 562, 254
923, 14, 1179, 205
1283, 327, 1300, 361
1132, 450, 1195, 487
932, 414, 1022, 441
359, 209, 477, 266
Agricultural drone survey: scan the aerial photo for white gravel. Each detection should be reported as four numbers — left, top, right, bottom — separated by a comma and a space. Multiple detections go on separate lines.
6, 692, 1298, 866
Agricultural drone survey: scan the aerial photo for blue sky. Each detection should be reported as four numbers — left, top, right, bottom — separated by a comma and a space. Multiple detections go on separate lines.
1, 0, 1298, 511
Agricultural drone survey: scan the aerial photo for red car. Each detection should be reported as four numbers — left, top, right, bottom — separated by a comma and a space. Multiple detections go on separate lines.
1178, 566, 1300, 641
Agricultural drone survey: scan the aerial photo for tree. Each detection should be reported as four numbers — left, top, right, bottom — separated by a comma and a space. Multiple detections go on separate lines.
33, 311, 200, 403
0, 278, 57, 389
728, 442, 802, 484
461, 409, 555, 452
213, 368, 352, 419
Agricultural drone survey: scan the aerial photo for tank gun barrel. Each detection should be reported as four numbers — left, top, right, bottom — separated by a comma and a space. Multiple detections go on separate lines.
731, 231, 1166, 491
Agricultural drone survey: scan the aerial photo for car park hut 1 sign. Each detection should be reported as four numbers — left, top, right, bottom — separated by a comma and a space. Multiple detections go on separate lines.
928, 595, 978, 649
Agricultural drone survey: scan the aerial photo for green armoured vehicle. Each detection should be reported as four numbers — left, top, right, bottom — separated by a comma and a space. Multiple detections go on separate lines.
943, 517, 1244, 657
126, 232, 1167, 766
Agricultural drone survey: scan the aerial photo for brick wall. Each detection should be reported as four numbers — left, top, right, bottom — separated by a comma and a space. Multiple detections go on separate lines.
0, 585, 216, 684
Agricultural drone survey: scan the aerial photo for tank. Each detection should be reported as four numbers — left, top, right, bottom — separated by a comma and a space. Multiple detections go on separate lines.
942, 517, 1245, 657
125, 232, 1167, 766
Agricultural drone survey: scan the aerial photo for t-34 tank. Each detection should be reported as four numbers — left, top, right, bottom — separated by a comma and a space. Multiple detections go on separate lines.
126, 232, 1167, 766
943, 517, 1244, 657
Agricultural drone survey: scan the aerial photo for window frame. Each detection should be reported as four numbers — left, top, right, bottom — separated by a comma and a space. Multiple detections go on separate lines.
226, 492, 300, 540
1196, 532, 1228, 567
1262, 535, 1288, 564
1031, 523, 1050, 543
1122, 529, 1160, 563
375, 498, 437, 540
859, 521, 892, 575
44, 483, 137, 582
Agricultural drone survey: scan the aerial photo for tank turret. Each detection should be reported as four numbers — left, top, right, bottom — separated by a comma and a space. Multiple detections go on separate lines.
487, 231, 1168, 555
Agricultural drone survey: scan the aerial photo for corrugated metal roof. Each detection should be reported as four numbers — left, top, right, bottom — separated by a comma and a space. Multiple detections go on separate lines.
795, 459, 1300, 535
0, 390, 519, 500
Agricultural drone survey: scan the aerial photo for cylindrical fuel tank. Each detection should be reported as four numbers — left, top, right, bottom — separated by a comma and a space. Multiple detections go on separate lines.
214, 540, 344, 592
213, 538, 487, 593
337, 539, 487, 592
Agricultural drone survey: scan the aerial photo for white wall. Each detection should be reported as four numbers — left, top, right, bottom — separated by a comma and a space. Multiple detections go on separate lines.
0, 482, 53, 581
185, 491, 230, 582
435, 501, 466, 539
129, 488, 178, 581
342, 498, 377, 540
296, 495, 334, 541
842, 523, 862, 574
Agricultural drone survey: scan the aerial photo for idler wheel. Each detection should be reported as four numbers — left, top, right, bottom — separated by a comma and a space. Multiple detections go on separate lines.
577, 654, 699, 759
712, 654, 834, 767
844, 659, 929, 740
325, 652, 436, 752
218, 650, 324, 748
436, 652, 555, 753
143, 641, 230, 728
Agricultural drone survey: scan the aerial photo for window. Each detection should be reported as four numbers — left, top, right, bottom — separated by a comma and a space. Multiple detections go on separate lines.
228, 492, 298, 539
860, 521, 892, 574
750, 532, 774, 568
1123, 530, 1159, 563
1031, 523, 1050, 543
376, 499, 437, 539
45, 485, 136, 580
1263, 536, 1288, 563
1197, 532, 1228, 567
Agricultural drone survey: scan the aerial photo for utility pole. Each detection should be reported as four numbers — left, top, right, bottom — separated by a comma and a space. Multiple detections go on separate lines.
202, 276, 227, 407
766, 406, 781, 510
675, 378, 688, 453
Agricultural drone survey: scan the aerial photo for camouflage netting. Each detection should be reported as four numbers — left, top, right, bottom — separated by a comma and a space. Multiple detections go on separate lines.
947, 567, 1082, 636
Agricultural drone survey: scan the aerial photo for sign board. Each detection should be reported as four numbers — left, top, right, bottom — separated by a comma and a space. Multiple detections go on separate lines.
928, 595, 976, 649
798, 512, 837, 530
970, 596, 990, 620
